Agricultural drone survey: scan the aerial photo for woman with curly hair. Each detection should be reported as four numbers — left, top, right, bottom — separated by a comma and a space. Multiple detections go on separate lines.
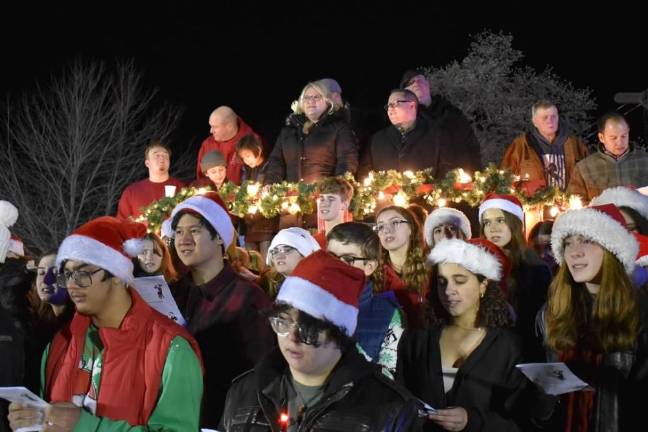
375, 205, 429, 329
398, 238, 553, 431
540, 204, 648, 431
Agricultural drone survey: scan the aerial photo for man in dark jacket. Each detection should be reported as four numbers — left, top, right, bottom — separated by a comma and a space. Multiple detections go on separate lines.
170, 192, 274, 428
359, 88, 480, 181
400, 70, 481, 174
219, 250, 421, 431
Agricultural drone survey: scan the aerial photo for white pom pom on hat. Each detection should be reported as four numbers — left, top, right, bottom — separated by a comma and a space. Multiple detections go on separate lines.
0, 200, 19, 264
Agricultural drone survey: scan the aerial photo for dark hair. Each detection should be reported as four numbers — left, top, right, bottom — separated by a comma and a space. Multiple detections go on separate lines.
268, 302, 355, 351
144, 140, 172, 159
389, 88, 419, 107
171, 210, 219, 240
235, 134, 263, 159
327, 222, 382, 291
407, 203, 428, 229
428, 271, 512, 328
0, 258, 35, 325
618, 206, 648, 235
318, 177, 354, 204
527, 220, 554, 245
597, 111, 628, 133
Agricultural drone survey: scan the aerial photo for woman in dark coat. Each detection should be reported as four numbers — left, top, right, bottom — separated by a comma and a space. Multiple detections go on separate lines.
540, 204, 648, 431
398, 239, 554, 431
265, 80, 358, 184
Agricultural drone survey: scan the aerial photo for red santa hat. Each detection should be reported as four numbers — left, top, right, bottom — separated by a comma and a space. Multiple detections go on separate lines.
478, 193, 524, 222
551, 204, 638, 274
276, 250, 365, 336
170, 191, 235, 248
590, 186, 648, 221
56, 216, 147, 285
0, 200, 19, 263
423, 207, 472, 246
266, 227, 321, 265
428, 238, 510, 282
635, 233, 648, 267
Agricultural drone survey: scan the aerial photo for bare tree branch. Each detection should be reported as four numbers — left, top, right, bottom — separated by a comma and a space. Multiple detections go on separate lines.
0, 60, 182, 255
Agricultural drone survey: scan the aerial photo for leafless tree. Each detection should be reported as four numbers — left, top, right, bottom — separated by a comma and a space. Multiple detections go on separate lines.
0, 60, 182, 254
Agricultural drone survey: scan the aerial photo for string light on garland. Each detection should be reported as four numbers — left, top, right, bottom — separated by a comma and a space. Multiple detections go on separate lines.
140, 164, 585, 233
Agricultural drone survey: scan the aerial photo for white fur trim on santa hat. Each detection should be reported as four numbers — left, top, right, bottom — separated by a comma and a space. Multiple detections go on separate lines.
638, 256, 648, 267
266, 227, 321, 265
277, 276, 358, 336
479, 198, 524, 222
57, 234, 135, 285
171, 195, 234, 248
590, 187, 648, 221
551, 208, 638, 274
423, 208, 472, 246
428, 239, 502, 281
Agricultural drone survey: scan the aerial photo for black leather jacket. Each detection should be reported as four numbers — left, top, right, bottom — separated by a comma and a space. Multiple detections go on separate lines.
219, 347, 421, 431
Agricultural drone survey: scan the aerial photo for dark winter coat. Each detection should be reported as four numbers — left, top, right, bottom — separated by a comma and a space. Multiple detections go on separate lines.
397, 326, 555, 432
265, 110, 358, 184
219, 346, 422, 431
359, 112, 479, 180
173, 263, 275, 428
420, 96, 482, 174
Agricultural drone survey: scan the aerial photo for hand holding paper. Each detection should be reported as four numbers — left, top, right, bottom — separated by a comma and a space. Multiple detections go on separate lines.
516, 362, 592, 395
0, 386, 50, 432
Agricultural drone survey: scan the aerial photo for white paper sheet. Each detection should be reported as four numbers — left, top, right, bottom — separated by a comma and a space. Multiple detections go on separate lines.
516, 362, 591, 395
132, 275, 186, 326
0, 386, 49, 432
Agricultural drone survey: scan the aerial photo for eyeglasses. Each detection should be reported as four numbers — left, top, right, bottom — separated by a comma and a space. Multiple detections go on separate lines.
329, 252, 371, 266
268, 316, 322, 345
384, 100, 413, 111
269, 245, 297, 257
57, 268, 104, 288
303, 95, 323, 103
374, 219, 410, 233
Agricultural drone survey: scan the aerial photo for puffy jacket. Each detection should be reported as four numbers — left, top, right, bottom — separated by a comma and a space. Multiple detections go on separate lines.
45, 288, 202, 426
265, 110, 358, 183
220, 347, 421, 431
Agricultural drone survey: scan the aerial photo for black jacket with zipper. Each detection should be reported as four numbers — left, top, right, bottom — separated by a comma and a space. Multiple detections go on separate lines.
219, 346, 421, 431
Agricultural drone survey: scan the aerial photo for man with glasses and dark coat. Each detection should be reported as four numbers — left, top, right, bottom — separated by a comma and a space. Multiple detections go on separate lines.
219, 250, 421, 431
7, 216, 203, 431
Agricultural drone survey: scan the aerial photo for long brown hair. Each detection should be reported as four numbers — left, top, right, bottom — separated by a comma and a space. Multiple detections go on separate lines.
545, 250, 639, 353
377, 206, 428, 294
480, 210, 528, 308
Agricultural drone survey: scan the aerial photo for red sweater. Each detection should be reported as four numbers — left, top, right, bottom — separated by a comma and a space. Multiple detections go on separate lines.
117, 177, 185, 220
45, 289, 202, 426
196, 119, 260, 185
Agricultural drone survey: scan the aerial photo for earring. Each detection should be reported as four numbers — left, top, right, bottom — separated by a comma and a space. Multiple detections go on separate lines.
480, 291, 485, 299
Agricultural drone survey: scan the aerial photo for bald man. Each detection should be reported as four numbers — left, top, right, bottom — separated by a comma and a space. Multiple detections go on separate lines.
196, 106, 261, 184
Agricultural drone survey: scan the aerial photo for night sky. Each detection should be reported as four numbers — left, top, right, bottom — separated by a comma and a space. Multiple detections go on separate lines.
2, 1, 646, 154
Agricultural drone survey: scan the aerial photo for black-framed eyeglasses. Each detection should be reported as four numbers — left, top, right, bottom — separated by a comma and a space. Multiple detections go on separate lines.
384, 100, 413, 111
269, 245, 297, 257
329, 252, 371, 266
57, 268, 104, 288
374, 219, 410, 233
268, 316, 322, 346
